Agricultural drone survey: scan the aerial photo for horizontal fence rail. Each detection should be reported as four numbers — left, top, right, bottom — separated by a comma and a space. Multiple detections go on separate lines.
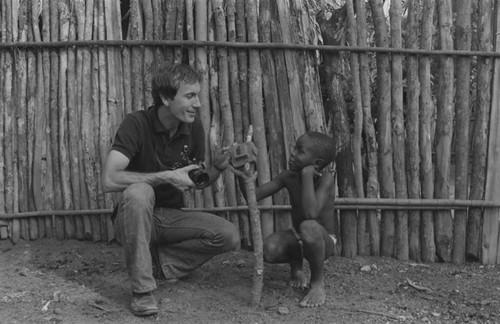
0, 40, 500, 57
0, 199, 498, 220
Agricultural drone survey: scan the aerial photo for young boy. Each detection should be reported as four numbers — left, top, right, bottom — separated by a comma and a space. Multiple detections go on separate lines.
238, 131, 337, 307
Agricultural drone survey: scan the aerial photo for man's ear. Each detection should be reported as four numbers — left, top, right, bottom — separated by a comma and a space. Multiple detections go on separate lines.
160, 94, 170, 106
314, 159, 324, 171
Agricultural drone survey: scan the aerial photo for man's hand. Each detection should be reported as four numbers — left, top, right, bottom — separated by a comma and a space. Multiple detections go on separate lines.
213, 146, 231, 171
163, 164, 200, 190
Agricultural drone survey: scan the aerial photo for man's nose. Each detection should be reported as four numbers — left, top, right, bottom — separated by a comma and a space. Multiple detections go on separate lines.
193, 95, 201, 108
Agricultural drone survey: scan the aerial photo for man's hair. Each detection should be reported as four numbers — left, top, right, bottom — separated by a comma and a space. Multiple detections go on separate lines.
304, 132, 336, 168
151, 63, 202, 106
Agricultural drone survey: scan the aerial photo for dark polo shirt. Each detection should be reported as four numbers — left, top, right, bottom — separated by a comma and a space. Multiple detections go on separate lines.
111, 105, 205, 208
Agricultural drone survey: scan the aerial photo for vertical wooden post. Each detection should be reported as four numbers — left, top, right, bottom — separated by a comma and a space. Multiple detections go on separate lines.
246, 0, 273, 238
468, 0, 492, 261
452, 0, 472, 264
370, 0, 395, 257
405, 0, 422, 262
419, 0, 436, 263
390, 0, 409, 261
354, 0, 379, 256
482, 0, 500, 264
194, 0, 214, 208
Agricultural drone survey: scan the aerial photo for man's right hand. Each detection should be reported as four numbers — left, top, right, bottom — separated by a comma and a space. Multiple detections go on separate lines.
163, 164, 200, 191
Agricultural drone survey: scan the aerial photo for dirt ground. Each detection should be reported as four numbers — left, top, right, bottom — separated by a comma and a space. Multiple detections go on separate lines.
0, 238, 499, 324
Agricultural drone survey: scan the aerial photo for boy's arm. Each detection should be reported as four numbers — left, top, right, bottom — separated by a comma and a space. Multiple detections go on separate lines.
236, 170, 286, 201
300, 165, 335, 219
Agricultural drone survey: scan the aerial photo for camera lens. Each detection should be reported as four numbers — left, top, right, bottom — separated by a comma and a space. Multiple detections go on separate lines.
189, 169, 209, 187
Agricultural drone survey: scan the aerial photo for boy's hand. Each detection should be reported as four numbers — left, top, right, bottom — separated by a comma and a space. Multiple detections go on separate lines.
228, 163, 257, 182
301, 165, 322, 178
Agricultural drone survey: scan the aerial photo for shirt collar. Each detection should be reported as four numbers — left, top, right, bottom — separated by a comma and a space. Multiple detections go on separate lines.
147, 105, 190, 135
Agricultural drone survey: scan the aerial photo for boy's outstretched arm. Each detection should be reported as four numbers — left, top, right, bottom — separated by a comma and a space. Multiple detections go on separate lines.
234, 169, 286, 202
300, 165, 335, 219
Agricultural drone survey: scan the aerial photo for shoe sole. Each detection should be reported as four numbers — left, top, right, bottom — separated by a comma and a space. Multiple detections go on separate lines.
131, 308, 158, 317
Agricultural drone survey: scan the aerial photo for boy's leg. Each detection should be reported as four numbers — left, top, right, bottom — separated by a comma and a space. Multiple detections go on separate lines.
152, 209, 240, 280
263, 230, 307, 288
298, 220, 335, 307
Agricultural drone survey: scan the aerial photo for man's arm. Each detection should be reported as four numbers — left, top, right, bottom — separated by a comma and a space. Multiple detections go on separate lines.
101, 150, 199, 192
300, 165, 335, 219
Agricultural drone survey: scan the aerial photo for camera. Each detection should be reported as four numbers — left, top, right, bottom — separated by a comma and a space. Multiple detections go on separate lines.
173, 145, 209, 187
230, 141, 258, 170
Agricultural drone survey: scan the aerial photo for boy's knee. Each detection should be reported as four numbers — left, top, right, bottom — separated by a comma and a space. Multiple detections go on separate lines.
263, 239, 281, 262
299, 220, 322, 242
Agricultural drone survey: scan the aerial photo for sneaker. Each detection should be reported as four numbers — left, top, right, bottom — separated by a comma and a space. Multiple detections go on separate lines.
130, 292, 158, 316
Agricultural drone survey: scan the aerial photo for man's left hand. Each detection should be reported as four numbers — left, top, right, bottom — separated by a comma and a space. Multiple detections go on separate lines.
213, 146, 231, 171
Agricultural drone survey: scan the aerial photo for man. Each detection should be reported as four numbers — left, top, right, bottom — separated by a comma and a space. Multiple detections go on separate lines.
102, 63, 240, 316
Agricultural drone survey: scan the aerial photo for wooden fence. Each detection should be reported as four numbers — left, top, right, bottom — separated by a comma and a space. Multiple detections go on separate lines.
1, 0, 500, 264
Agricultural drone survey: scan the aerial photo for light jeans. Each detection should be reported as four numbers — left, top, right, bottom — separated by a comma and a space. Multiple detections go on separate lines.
114, 182, 240, 293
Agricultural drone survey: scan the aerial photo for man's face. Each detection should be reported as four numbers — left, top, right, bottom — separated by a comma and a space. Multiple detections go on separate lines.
164, 81, 201, 123
288, 135, 317, 172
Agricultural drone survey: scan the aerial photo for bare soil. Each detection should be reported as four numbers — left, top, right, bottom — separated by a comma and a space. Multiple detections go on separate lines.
1, 238, 499, 324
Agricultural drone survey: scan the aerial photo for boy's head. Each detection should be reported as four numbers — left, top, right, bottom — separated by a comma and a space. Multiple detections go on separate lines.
151, 63, 202, 107
288, 132, 336, 172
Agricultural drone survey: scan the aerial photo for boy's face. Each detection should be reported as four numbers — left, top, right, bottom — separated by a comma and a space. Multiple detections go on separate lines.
288, 135, 317, 172
163, 81, 201, 124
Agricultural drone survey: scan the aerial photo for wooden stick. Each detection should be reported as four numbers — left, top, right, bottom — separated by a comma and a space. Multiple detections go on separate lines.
345, 0, 368, 255
75, 0, 93, 240
31, 0, 46, 239
405, 0, 422, 262
69, 0, 84, 240
452, 0, 472, 264
370, 0, 396, 258
3, 39, 500, 58
207, 0, 225, 209
129, 0, 144, 111
15, 0, 29, 240
211, 0, 239, 232
88, 0, 101, 242
230, 126, 264, 307
174, 0, 185, 64
49, 0, 64, 240
194, 0, 214, 208
419, 0, 436, 263
258, 0, 290, 233
434, 0, 454, 263
482, 0, 500, 264
186, 0, 203, 208
103, 0, 123, 242
141, 0, 154, 108
246, 0, 273, 239
0, 0, 7, 239
390, 0, 408, 261
97, 0, 108, 241
468, 0, 492, 261
41, 0, 54, 238
163, 0, 176, 64
59, 0, 75, 239
26, 1, 39, 240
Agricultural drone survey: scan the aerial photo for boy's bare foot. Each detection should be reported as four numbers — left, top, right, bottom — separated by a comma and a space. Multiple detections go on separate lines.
299, 286, 326, 307
289, 270, 308, 289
